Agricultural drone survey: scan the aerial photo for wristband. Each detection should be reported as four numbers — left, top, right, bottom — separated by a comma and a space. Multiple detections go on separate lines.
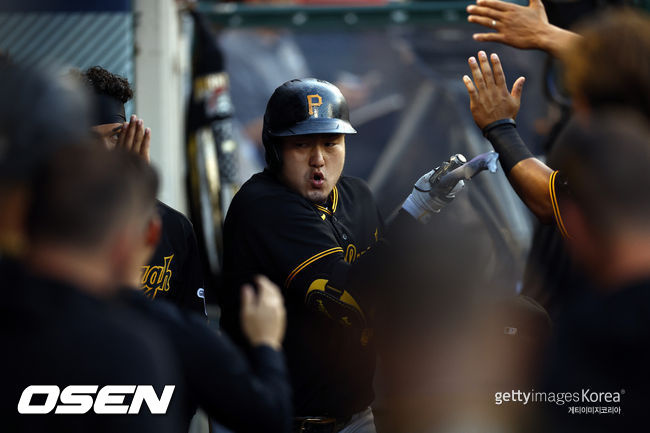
484, 121, 533, 173
482, 118, 516, 137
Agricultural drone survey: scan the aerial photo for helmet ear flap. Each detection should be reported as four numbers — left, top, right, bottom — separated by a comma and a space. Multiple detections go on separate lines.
262, 129, 282, 172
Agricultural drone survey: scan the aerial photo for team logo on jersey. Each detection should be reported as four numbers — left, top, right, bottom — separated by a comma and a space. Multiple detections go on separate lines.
141, 254, 174, 299
344, 244, 357, 263
307, 94, 322, 116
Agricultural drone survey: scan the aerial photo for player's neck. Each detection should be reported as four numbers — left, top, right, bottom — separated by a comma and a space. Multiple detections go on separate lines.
596, 231, 650, 290
26, 243, 118, 298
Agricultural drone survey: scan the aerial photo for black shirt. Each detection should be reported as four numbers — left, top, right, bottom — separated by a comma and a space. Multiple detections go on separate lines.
118, 290, 292, 433
540, 278, 650, 432
142, 201, 206, 316
221, 170, 384, 418
0, 258, 183, 433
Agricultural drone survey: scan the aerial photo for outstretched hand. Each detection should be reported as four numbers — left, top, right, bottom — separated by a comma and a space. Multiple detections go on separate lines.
466, 0, 581, 58
467, 0, 550, 50
462, 51, 525, 130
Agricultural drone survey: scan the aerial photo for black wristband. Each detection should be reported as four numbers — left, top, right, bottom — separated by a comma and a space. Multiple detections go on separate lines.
484, 122, 534, 173
482, 118, 516, 137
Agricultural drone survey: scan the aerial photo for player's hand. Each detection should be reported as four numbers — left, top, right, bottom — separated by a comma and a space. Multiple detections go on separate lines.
467, 0, 550, 50
117, 114, 151, 163
402, 154, 467, 223
462, 51, 525, 130
241, 275, 286, 350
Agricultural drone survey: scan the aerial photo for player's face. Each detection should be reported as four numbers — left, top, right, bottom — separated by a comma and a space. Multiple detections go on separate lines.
280, 133, 345, 204
91, 123, 122, 150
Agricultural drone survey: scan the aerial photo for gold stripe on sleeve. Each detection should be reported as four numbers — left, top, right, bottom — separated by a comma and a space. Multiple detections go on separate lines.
284, 247, 344, 288
549, 170, 570, 238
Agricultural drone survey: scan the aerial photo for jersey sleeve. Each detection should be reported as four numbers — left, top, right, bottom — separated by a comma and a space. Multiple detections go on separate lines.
180, 223, 207, 317
549, 170, 572, 239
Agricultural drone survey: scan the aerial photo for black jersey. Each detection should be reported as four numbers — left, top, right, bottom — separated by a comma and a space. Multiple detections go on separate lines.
141, 201, 206, 316
521, 170, 594, 317
221, 170, 384, 418
0, 258, 183, 433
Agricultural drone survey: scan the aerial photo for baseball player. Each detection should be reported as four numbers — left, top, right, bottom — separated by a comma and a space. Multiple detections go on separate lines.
461, 10, 650, 315
220, 78, 495, 433
77, 66, 206, 316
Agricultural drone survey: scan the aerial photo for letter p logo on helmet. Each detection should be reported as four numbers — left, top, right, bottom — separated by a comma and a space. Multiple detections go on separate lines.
307, 94, 322, 116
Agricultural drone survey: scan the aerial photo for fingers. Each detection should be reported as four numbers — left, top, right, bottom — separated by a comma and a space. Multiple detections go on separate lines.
490, 53, 506, 88
466, 5, 502, 20
468, 56, 487, 93
254, 275, 282, 305
467, 15, 501, 30
472, 32, 506, 43
133, 119, 145, 154
511, 76, 526, 102
241, 284, 255, 309
117, 122, 129, 148
141, 128, 151, 163
475, 0, 513, 11
462, 75, 478, 105
123, 115, 137, 150
478, 51, 495, 87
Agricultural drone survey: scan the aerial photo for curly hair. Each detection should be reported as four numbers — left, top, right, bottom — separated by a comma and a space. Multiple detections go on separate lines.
81, 66, 133, 104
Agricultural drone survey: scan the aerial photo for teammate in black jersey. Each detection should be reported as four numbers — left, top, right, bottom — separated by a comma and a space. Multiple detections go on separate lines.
77, 66, 206, 316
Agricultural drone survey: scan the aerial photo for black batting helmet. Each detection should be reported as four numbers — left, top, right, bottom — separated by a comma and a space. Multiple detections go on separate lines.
262, 78, 356, 171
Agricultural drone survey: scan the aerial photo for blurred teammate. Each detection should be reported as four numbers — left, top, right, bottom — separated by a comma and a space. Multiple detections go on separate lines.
539, 111, 650, 432
77, 66, 206, 315
2, 143, 184, 433
220, 78, 487, 433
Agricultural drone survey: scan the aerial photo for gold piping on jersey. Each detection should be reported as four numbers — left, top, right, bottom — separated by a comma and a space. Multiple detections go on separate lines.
315, 204, 332, 216
550, 170, 570, 238
285, 247, 343, 288
332, 185, 339, 212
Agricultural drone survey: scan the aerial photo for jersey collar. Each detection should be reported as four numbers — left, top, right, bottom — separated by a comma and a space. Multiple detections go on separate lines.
314, 185, 339, 216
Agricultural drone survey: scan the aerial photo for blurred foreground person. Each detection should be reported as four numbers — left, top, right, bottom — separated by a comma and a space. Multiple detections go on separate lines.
536, 111, 650, 432
0, 56, 89, 258
2, 143, 184, 433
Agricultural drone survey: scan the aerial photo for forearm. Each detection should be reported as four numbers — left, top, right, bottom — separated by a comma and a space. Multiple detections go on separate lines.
508, 158, 554, 223
192, 334, 291, 432
539, 25, 582, 59
484, 123, 554, 223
